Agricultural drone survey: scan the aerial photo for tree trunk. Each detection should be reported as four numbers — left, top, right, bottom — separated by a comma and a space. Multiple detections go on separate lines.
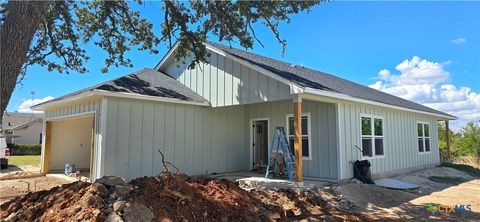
0, 1, 51, 132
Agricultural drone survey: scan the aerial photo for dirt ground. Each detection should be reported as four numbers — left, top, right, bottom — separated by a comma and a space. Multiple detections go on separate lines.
1, 165, 479, 221
0, 173, 366, 221
0, 175, 77, 205
0, 166, 41, 180
332, 167, 480, 221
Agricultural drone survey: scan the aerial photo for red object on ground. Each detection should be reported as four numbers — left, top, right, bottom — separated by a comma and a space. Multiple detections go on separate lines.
5, 148, 10, 157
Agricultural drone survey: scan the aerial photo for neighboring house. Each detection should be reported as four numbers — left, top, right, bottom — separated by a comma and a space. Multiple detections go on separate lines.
1, 112, 43, 144
33, 41, 456, 182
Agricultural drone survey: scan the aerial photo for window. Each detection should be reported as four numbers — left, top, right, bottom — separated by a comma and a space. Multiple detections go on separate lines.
417, 122, 430, 153
286, 113, 311, 160
361, 115, 384, 158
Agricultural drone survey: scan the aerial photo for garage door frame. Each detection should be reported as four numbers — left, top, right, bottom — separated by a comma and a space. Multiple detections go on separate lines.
41, 110, 97, 180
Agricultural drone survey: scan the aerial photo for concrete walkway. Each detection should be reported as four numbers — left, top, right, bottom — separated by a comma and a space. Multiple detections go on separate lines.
410, 179, 480, 213
205, 171, 332, 190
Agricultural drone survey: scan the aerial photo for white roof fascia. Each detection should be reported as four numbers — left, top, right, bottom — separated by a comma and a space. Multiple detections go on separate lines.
303, 88, 456, 120
93, 90, 211, 107
31, 91, 96, 111
154, 41, 181, 71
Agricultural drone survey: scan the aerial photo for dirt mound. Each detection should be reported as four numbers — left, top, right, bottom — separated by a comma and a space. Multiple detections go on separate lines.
1, 173, 366, 221
129, 173, 271, 221
0, 181, 107, 221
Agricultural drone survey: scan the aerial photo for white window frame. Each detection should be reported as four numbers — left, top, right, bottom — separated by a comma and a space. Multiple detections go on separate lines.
286, 113, 312, 161
417, 121, 431, 154
360, 114, 385, 159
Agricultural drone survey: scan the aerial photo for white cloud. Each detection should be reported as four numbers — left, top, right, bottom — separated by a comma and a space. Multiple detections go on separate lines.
369, 56, 479, 131
17, 96, 54, 113
450, 38, 466, 45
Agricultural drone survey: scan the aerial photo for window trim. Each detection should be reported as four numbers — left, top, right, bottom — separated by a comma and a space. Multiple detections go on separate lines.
286, 113, 312, 161
360, 114, 385, 160
417, 121, 431, 154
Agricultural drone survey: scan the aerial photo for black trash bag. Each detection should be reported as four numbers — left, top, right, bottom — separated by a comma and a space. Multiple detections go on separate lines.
0, 158, 8, 170
353, 160, 375, 184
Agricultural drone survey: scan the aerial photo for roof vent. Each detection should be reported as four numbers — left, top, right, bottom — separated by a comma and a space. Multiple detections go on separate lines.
290, 63, 305, 69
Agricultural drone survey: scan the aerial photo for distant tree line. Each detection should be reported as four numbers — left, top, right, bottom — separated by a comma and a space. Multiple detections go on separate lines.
438, 121, 480, 162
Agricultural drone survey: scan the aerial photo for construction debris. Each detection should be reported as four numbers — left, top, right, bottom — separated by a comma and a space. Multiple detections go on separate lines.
0, 173, 365, 221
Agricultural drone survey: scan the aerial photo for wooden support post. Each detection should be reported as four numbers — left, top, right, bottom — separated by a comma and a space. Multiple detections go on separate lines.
445, 120, 451, 161
43, 121, 52, 173
293, 98, 303, 186
89, 119, 95, 181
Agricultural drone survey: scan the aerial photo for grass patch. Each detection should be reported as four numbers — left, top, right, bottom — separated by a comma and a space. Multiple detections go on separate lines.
440, 162, 480, 177
7, 155, 41, 167
429, 176, 468, 185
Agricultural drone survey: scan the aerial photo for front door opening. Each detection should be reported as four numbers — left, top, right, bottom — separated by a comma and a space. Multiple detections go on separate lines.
252, 120, 268, 170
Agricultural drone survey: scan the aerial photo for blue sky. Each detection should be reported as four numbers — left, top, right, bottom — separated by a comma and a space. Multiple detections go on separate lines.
8, 1, 480, 130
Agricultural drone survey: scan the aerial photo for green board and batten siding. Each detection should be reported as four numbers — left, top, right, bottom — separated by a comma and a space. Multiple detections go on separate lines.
102, 97, 249, 181
44, 99, 102, 119
101, 97, 339, 181
337, 101, 440, 179
161, 51, 292, 107
246, 100, 339, 179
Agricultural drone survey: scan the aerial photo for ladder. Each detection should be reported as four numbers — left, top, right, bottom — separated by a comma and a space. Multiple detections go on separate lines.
264, 127, 295, 181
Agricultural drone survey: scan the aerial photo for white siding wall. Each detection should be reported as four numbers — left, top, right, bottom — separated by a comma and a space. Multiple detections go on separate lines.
44, 99, 102, 119
246, 99, 338, 179
338, 101, 441, 179
12, 121, 43, 144
161, 52, 291, 107
103, 97, 249, 181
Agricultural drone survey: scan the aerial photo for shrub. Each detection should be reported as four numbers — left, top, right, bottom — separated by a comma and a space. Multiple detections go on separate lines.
10, 144, 42, 155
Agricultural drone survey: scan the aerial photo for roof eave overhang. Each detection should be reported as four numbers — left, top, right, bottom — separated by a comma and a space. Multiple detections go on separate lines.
155, 42, 305, 92
302, 88, 457, 120
154, 42, 456, 120
31, 90, 97, 111
93, 90, 211, 107
32, 89, 211, 111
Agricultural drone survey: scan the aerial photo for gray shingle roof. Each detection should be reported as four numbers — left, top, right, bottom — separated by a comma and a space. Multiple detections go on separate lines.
208, 42, 454, 118
2, 112, 43, 130
35, 68, 209, 107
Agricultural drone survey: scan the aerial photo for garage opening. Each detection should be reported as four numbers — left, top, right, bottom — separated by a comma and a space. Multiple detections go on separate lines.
44, 115, 94, 181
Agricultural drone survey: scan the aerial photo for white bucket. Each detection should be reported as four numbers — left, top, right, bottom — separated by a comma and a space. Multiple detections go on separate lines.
65, 163, 75, 175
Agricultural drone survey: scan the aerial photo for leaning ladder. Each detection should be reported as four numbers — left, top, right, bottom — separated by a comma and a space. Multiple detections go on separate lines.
264, 127, 295, 181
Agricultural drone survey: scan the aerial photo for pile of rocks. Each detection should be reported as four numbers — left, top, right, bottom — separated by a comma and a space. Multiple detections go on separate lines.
0, 176, 154, 222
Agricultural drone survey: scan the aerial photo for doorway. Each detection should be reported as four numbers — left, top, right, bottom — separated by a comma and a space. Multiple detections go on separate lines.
252, 119, 269, 170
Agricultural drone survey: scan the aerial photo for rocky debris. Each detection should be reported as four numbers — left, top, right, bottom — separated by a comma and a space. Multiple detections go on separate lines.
110, 185, 131, 200
105, 212, 124, 222
337, 199, 357, 212
2, 212, 17, 222
90, 183, 109, 198
123, 203, 154, 222
0, 173, 366, 222
0, 181, 107, 222
96, 176, 126, 188
113, 200, 126, 213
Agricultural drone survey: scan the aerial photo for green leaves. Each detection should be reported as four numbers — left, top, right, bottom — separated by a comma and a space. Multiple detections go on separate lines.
22, 0, 322, 75
438, 121, 480, 157
24, 0, 160, 74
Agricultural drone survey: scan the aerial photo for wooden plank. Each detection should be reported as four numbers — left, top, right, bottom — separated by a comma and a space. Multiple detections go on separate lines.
89, 118, 94, 181
294, 101, 303, 183
43, 121, 52, 173
446, 120, 451, 160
